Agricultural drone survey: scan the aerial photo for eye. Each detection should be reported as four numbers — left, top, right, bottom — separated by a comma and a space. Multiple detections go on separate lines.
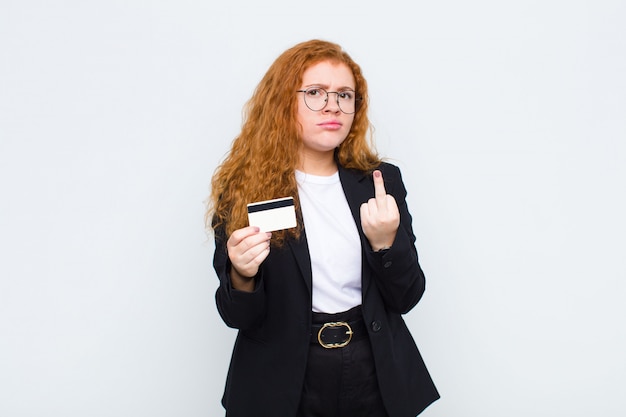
338, 91, 354, 100
306, 88, 324, 97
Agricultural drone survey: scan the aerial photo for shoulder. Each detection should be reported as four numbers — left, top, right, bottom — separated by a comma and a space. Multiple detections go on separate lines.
337, 160, 402, 179
375, 161, 408, 198
377, 161, 402, 178
337, 161, 406, 194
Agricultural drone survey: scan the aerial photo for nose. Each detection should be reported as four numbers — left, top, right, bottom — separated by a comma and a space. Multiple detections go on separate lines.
323, 92, 341, 113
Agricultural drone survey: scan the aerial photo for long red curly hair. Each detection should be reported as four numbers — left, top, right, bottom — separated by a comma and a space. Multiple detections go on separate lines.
207, 39, 381, 245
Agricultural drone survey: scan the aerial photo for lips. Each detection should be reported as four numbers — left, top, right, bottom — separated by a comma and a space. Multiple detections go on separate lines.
318, 120, 343, 130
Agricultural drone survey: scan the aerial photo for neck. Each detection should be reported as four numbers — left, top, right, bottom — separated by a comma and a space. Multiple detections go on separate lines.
297, 150, 338, 176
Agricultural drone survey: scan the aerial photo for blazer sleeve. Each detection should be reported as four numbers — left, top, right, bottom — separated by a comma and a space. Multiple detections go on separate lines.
363, 163, 426, 314
213, 224, 266, 330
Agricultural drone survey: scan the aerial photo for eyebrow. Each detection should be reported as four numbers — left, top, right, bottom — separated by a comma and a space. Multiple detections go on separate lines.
302, 83, 356, 91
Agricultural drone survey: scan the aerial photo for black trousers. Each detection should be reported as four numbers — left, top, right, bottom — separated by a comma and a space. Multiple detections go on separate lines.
296, 306, 389, 417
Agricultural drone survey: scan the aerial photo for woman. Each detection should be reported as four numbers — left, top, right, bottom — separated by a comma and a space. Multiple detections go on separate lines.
207, 39, 439, 417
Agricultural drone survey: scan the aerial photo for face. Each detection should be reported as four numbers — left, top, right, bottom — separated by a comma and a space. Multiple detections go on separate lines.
296, 60, 356, 163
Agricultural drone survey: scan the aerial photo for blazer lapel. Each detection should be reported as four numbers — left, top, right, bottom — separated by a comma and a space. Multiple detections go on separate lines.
338, 165, 376, 296
337, 165, 371, 228
287, 229, 313, 296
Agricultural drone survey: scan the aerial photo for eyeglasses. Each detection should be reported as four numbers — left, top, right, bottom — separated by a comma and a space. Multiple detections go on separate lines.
296, 87, 359, 114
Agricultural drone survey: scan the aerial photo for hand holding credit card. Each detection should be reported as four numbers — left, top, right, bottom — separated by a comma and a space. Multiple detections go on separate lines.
247, 197, 297, 232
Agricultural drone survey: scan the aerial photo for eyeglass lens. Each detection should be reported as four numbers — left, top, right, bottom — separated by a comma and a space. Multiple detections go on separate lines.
300, 88, 356, 114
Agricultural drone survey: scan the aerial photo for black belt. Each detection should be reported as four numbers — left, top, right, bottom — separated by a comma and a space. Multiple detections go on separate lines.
310, 318, 367, 349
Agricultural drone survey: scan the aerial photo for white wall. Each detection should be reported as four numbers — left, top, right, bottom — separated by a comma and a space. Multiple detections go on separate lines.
1, 1, 624, 416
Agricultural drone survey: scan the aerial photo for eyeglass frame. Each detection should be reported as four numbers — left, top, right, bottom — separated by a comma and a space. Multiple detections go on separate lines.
296, 87, 362, 114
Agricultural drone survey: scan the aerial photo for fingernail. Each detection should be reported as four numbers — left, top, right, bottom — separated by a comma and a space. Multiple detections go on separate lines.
266, 232, 272, 238
374, 170, 381, 178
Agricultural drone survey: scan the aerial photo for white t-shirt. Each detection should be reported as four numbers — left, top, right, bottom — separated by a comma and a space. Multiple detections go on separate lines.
296, 170, 362, 313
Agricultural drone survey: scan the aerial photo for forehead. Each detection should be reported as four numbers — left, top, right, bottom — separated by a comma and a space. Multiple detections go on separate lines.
301, 60, 355, 88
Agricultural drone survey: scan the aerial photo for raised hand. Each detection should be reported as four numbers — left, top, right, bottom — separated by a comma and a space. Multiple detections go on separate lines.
360, 170, 400, 251
227, 226, 271, 291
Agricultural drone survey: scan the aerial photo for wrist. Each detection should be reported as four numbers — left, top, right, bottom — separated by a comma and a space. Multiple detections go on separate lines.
230, 266, 256, 292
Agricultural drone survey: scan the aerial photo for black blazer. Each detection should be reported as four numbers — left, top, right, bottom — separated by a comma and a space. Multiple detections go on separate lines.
213, 162, 439, 417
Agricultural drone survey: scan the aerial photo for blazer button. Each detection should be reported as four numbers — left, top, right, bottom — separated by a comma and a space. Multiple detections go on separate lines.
383, 261, 392, 268
371, 321, 382, 332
